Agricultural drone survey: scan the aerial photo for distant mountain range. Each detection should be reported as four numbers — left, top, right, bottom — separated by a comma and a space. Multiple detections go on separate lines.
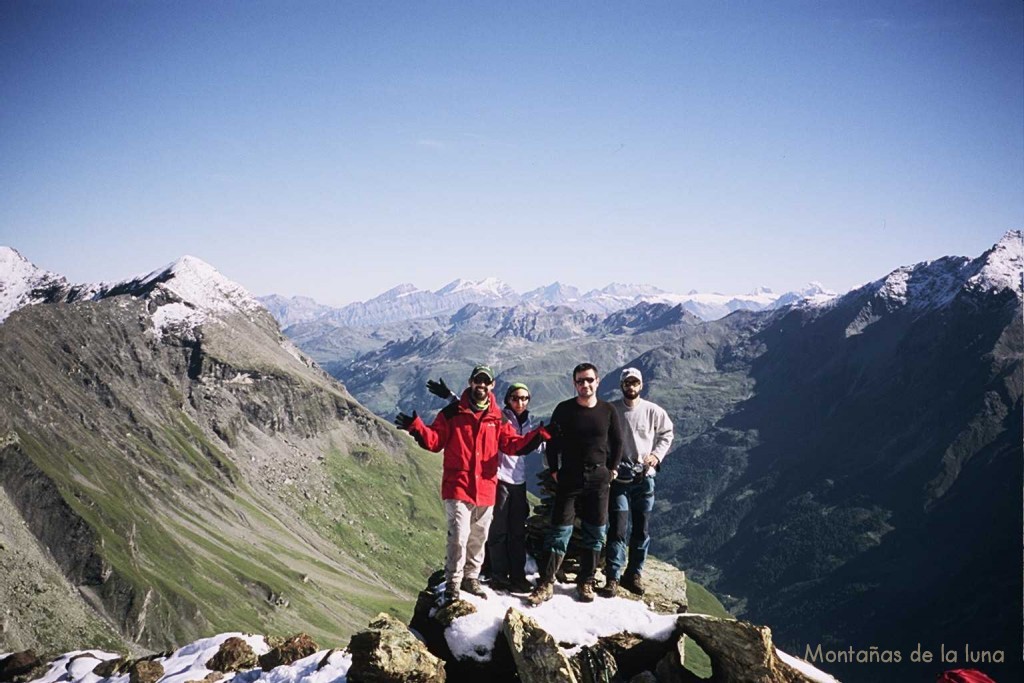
259, 279, 837, 328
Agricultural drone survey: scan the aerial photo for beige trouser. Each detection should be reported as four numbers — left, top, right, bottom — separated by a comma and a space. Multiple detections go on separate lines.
444, 499, 494, 586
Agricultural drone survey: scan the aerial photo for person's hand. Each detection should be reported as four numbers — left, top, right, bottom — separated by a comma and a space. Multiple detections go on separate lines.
394, 410, 418, 431
543, 421, 561, 440
551, 470, 558, 483
426, 377, 456, 400
642, 453, 659, 474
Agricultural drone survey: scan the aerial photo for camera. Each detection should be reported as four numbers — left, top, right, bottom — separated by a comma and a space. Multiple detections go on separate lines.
616, 461, 646, 483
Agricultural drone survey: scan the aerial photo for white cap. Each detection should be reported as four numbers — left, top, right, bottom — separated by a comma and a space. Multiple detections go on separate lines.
621, 367, 642, 383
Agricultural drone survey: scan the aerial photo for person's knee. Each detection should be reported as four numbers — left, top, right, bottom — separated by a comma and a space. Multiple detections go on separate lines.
580, 521, 607, 550
548, 525, 574, 554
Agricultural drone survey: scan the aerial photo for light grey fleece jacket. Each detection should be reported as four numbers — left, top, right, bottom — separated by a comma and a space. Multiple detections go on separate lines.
610, 397, 674, 478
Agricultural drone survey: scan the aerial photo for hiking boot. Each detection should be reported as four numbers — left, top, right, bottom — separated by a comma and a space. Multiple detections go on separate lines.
598, 578, 619, 598
461, 578, 488, 599
621, 572, 646, 596
576, 579, 596, 603
488, 576, 511, 592
442, 585, 460, 606
526, 580, 554, 606
509, 576, 534, 593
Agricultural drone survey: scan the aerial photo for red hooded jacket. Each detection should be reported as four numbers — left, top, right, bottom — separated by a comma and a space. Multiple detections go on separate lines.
407, 388, 546, 505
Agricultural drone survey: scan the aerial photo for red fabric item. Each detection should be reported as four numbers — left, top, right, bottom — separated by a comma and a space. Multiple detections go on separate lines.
936, 669, 997, 683
408, 389, 546, 505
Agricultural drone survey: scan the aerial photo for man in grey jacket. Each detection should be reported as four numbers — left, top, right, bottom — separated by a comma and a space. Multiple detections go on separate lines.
602, 367, 674, 597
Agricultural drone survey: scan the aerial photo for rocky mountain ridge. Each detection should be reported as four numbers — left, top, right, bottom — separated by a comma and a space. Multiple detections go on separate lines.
0, 251, 448, 654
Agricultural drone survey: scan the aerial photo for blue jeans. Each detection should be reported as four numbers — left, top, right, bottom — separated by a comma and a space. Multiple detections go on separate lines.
605, 475, 655, 580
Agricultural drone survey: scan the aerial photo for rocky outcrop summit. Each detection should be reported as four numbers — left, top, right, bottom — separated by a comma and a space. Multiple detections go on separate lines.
1, 573, 838, 683
396, 563, 834, 683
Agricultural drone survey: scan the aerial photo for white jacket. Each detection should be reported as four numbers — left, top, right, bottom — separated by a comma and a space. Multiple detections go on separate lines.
497, 407, 544, 485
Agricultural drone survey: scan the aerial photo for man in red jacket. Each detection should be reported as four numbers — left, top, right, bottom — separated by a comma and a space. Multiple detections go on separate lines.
396, 364, 548, 605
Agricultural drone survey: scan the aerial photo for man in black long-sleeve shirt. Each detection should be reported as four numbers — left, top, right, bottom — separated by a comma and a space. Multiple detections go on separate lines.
528, 362, 623, 604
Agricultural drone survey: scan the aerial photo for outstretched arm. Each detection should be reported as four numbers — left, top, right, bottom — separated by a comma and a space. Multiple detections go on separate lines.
396, 410, 449, 452
426, 377, 458, 403
498, 420, 552, 455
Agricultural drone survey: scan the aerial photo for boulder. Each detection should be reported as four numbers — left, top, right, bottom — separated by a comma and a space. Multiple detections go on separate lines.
205, 636, 257, 673
655, 635, 696, 683
502, 607, 577, 683
185, 673, 224, 683
434, 599, 477, 627
596, 630, 679, 680
635, 559, 689, 614
409, 588, 456, 664
569, 643, 617, 682
0, 651, 39, 682
92, 657, 130, 677
258, 633, 319, 670
128, 659, 164, 683
347, 612, 446, 682
675, 614, 818, 683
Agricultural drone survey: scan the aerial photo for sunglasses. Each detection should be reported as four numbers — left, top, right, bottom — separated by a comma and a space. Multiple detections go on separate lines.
574, 376, 597, 385
510, 395, 530, 402
471, 376, 493, 385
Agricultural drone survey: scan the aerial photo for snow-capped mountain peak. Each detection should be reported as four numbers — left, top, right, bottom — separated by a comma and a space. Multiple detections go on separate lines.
137, 255, 263, 315
771, 282, 839, 309
0, 246, 71, 323
436, 277, 514, 298
849, 234, 1022, 325
966, 229, 1023, 297
599, 282, 669, 298
377, 283, 423, 300
522, 281, 583, 305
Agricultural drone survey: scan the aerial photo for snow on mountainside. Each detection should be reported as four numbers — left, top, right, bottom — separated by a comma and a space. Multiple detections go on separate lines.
137, 255, 263, 314
121, 255, 265, 335
858, 230, 1022, 314
0, 250, 270, 338
0, 247, 110, 322
521, 281, 583, 306
967, 229, 1023, 295
770, 282, 837, 309
830, 231, 1022, 338
273, 277, 523, 327
0, 247, 70, 322
598, 282, 670, 298
437, 276, 515, 298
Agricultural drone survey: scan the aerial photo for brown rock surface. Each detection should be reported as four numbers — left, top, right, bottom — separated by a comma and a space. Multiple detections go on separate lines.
347, 612, 446, 683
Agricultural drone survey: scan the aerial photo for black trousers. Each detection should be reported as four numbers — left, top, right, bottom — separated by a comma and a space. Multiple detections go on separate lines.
486, 480, 529, 581
551, 464, 611, 528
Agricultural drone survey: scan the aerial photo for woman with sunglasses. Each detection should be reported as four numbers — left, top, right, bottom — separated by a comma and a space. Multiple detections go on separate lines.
486, 382, 544, 593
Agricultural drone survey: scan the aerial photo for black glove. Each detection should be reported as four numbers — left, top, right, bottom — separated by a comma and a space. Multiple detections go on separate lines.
394, 410, 418, 431
426, 377, 456, 400
543, 421, 561, 440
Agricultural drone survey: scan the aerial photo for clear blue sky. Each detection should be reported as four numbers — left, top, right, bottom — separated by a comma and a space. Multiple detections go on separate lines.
1, 1, 1021, 305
